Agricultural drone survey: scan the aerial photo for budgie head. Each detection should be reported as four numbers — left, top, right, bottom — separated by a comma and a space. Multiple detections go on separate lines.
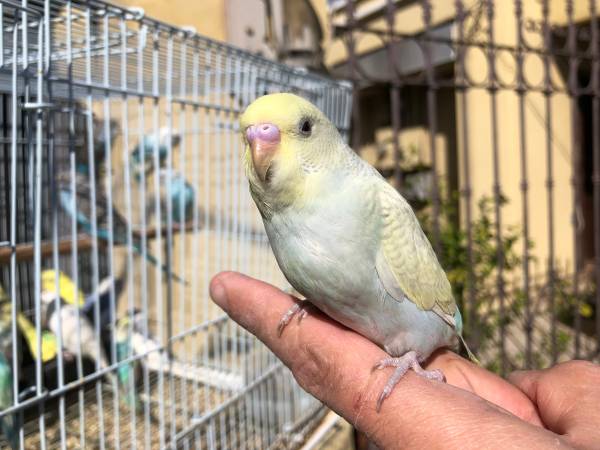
240, 93, 346, 212
131, 127, 182, 182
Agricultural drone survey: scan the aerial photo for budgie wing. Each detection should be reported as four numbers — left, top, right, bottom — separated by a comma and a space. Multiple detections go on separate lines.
375, 181, 456, 316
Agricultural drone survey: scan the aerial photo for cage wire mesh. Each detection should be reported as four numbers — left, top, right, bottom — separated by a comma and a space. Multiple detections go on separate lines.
0, 0, 352, 448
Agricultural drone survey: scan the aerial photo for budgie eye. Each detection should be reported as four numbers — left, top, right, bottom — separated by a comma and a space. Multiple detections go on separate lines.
299, 119, 312, 137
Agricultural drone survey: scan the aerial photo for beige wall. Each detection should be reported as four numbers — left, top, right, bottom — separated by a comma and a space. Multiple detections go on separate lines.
113, 0, 228, 41
225, 0, 276, 58
111, 0, 323, 67
320, 0, 480, 67
551, 0, 600, 25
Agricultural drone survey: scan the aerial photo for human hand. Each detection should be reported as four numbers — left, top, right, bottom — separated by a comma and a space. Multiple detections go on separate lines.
509, 361, 600, 449
210, 272, 579, 449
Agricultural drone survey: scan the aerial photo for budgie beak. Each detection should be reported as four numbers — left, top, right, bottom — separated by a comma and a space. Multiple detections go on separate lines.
246, 123, 280, 182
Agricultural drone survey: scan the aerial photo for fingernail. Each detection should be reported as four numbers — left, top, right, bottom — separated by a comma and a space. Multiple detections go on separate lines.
210, 279, 228, 309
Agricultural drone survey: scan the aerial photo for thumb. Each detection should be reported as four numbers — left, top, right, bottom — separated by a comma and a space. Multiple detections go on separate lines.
509, 362, 600, 449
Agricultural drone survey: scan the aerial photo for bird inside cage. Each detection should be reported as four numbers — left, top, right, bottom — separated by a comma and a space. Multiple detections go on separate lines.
39, 271, 142, 406
0, 284, 60, 450
115, 308, 170, 373
131, 127, 182, 182
67, 112, 121, 180
0, 287, 21, 450
153, 170, 196, 225
113, 313, 143, 410
41, 270, 123, 332
39, 283, 117, 388
55, 170, 187, 285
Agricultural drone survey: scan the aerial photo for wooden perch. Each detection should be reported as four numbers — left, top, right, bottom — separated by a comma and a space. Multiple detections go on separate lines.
0, 234, 104, 266
0, 223, 196, 266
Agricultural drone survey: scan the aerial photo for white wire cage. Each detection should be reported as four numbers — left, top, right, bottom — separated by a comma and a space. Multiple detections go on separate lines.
0, 1, 352, 448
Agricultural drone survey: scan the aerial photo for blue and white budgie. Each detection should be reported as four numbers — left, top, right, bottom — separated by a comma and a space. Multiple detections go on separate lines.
122, 309, 168, 373
158, 170, 195, 224
56, 170, 187, 285
240, 93, 476, 410
131, 128, 181, 182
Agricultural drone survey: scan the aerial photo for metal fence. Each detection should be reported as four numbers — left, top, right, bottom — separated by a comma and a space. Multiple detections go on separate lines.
332, 0, 600, 374
0, 1, 352, 448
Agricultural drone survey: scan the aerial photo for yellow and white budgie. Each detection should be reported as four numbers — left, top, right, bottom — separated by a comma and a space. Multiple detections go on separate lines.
240, 93, 476, 410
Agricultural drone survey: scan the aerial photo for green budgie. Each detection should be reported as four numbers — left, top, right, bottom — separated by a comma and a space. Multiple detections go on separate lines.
115, 315, 140, 410
0, 352, 18, 450
0, 290, 20, 450
240, 93, 477, 411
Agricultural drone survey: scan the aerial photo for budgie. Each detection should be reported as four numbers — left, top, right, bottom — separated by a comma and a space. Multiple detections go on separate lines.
41, 271, 139, 404
122, 308, 169, 373
240, 93, 476, 410
16, 311, 57, 363
70, 114, 120, 181
41, 270, 85, 307
131, 128, 181, 182
157, 170, 195, 224
40, 292, 117, 387
114, 314, 140, 409
55, 170, 187, 285
0, 289, 19, 450
42, 269, 123, 332
122, 309, 211, 383
0, 353, 18, 450
81, 277, 124, 330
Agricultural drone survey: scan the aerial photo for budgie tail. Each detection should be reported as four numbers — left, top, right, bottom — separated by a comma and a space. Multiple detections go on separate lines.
131, 243, 187, 286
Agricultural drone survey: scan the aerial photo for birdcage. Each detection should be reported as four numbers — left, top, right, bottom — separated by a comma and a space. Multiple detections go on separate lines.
0, 1, 352, 448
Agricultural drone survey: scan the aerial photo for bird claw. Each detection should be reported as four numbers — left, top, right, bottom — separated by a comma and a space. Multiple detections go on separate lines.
372, 357, 396, 372
297, 308, 308, 323
376, 387, 391, 412
372, 351, 446, 412
277, 302, 309, 336
372, 362, 383, 372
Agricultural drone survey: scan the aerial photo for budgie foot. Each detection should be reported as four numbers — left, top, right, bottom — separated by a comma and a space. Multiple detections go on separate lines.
372, 350, 445, 411
277, 302, 309, 336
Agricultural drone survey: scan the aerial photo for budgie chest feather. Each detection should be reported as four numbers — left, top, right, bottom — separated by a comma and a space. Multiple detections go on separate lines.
264, 174, 454, 358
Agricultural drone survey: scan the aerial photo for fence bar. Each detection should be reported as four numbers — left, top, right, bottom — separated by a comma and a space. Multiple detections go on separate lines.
454, 0, 476, 343
486, 0, 507, 374
345, 0, 361, 148
386, 0, 403, 189
421, 0, 441, 256
541, 0, 557, 364
591, 0, 600, 359
567, 0, 583, 359
514, 0, 532, 368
